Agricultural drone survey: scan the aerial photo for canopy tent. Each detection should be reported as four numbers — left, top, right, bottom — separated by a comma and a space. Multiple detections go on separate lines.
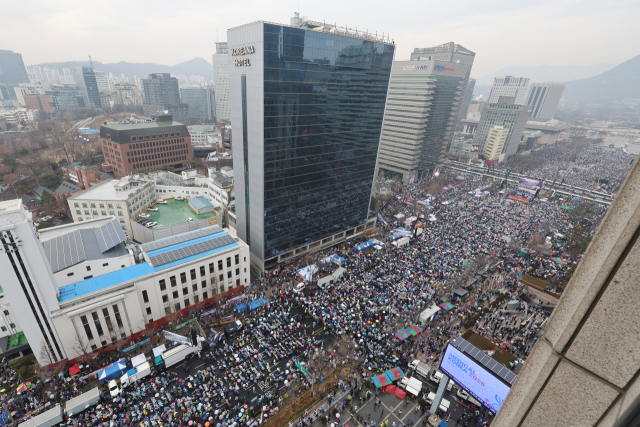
454, 289, 467, 296
68, 365, 80, 376
97, 359, 127, 382
391, 228, 412, 238
383, 385, 406, 400
384, 367, 405, 381
152, 345, 166, 358
371, 373, 394, 388
16, 382, 31, 393
131, 353, 146, 368
439, 302, 456, 311
330, 254, 346, 266
249, 297, 268, 310
395, 329, 410, 340
297, 265, 318, 282
353, 240, 380, 253
419, 305, 441, 325
405, 324, 422, 335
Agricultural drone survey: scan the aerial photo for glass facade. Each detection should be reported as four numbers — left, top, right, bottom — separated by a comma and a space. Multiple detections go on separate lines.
260, 24, 394, 259
0, 50, 29, 100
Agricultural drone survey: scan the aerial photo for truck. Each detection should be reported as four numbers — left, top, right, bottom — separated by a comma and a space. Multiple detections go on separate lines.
456, 388, 482, 408
121, 361, 152, 387
425, 392, 450, 413
64, 387, 100, 416
429, 371, 453, 391
409, 359, 430, 380
161, 336, 204, 368
398, 376, 423, 398
19, 405, 63, 427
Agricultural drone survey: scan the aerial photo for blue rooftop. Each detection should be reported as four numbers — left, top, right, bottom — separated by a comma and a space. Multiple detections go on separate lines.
188, 197, 213, 210
59, 263, 155, 302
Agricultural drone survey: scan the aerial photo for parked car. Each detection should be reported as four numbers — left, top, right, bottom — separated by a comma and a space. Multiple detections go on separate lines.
139, 213, 150, 219
292, 283, 306, 294
157, 199, 167, 204
147, 207, 158, 212
175, 196, 185, 201
187, 217, 193, 222
145, 221, 157, 228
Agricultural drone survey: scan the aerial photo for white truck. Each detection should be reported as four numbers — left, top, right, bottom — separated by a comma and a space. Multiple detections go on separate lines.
64, 387, 100, 416
457, 388, 482, 408
429, 371, 453, 391
121, 361, 152, 387
398, 376, 423, 398
161, 336, 204, 368
409, 359, 430, 380
425, 392, 450, 413
19, 405, 63, 427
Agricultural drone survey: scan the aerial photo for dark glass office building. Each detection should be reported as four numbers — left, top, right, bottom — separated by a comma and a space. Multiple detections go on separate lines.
229, 21, 394, 269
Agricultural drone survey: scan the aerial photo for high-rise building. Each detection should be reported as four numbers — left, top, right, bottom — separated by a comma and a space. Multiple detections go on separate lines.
181, 87, 215, 123
481, 126, 509, 163
95, 71, 113, 93
525, 82, 565, 120
212, 42, 229, 122
377, 59, 472, 183
141, 73, 189, 123
0, 50, 29, 101
229, 18, 394, 270
459, 78, 476, 123
48, 85, 85, 110
475, 96, 532, 159
73, 66, 102, 108
113, 83, 143, 105
410, 42, 475, 123
488, 76, 530, 104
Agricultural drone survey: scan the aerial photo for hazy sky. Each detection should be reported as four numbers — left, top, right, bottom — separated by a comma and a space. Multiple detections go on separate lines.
3, 0, 639, 77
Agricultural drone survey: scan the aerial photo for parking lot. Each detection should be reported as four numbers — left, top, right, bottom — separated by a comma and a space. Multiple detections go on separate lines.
136, 198, 218, 228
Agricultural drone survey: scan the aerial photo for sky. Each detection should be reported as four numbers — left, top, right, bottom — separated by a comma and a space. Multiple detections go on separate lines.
3, 0, 640, 77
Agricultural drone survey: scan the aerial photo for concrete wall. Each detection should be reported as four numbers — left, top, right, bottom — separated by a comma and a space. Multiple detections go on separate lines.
53, 253, 134, 288
492, 155, 640, 427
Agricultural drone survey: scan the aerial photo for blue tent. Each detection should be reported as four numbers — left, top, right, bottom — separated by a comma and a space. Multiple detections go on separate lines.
249, 298, 268, 311
235, 303, 248, 313
330, 254, 346, 265
98, 359, 127, 382
354, 240, 377, 253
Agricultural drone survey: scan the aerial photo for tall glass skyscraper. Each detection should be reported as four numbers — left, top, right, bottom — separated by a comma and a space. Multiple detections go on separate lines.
0, 50, 29, 101
228, 20, 394, 269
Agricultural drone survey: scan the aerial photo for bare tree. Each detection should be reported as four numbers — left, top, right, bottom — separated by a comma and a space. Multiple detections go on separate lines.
72, 330, 92, 362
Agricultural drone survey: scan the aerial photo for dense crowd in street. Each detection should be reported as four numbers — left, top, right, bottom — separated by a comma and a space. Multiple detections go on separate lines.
502, 145, 635, 192
3, 144, 636, 427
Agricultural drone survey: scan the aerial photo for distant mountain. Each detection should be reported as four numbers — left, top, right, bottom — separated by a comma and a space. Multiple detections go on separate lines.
474, 63, 616, 86
563, 54, 640, 102
30, 57, 214, 80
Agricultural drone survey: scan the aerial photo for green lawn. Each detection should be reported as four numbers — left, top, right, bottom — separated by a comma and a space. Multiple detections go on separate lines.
140, 198, 217, 228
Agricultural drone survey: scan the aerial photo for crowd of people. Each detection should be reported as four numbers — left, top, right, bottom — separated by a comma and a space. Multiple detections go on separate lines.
502, 145, 635, 193
4, 143, 635, 427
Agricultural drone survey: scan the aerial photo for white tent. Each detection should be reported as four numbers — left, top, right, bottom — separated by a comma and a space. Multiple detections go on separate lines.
131, 353, 147, 368
297, 264, 318, 282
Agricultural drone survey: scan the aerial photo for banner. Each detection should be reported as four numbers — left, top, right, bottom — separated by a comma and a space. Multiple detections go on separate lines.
221, 314, 235, 322
508, 195, 530, 203
174, 318, 197, 330
122, 338, 150, 353
162, 331, 192, 347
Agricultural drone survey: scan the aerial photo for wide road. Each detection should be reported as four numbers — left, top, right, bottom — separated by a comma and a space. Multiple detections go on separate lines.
445, 161, 614, 206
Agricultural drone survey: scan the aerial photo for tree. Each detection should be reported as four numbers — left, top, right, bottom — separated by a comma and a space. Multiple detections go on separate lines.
72, 330, 92, 362
2, 154, 18, 172
20, 157, 48, 185
39, 121, 77, 164
3, 173, 19, 185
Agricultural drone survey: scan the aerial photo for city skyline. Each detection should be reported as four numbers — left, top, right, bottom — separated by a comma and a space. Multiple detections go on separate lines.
2, 0, 638, 77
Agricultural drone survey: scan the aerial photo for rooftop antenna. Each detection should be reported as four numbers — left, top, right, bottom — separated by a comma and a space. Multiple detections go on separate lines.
89, 55, 93, 68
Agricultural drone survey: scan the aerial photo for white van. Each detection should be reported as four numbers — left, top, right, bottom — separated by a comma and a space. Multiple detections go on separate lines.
429, 371, 453, 391
425, 392, 450, 413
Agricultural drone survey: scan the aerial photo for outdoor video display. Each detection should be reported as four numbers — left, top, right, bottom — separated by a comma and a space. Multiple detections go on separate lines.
518, 177, 543, 191
440, 344, 511, 413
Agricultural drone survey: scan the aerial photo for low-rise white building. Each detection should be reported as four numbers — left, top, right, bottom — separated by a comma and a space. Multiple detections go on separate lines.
38, 217, 136, 288
0, 197, 250, 364
68, 175, 155, 238
1, 108, 39, 125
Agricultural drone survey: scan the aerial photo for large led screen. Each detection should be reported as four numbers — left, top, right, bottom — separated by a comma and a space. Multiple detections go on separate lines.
440, 344, 511, 413
518, 177, 542, 191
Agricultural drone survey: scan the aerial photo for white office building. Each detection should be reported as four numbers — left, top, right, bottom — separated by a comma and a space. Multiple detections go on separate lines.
95, 71, 113, 93
68, 175, 155, 238
212, 42, 229, 122
0, 198, 249, 365
488, 76, 530, 104
525, 83, 565, 120
13, 82, 48, 107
